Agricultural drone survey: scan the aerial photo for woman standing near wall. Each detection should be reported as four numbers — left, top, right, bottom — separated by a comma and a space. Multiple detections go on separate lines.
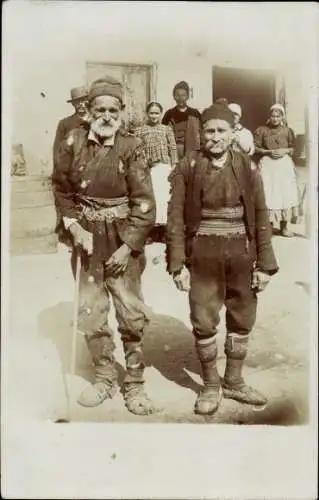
254, 104, 299, 237
135, 102, 178, 259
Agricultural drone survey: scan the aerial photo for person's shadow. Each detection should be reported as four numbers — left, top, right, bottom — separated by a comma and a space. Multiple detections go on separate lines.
143, 313, 202, 393
37, 302, 308, 425
37, 302, 202, 395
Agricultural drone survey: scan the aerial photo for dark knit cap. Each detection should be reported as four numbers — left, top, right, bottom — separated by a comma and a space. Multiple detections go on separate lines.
173, 81, 190, 95
215, 97, 229, 105
201, 103, 234, 126
88, 76, 123, 104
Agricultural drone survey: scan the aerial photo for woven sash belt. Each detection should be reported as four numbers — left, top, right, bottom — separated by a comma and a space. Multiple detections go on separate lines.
197, 206, 246, 237
77, 195, 130, 223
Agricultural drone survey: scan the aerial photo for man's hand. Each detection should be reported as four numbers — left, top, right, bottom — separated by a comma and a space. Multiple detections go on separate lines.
173, 266, 191, 292
104, 243, 132, 277
251, 269, 271, 293
69, 222, 93, 255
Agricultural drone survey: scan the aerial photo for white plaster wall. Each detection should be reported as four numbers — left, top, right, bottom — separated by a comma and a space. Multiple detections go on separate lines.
5, 1, 313, 175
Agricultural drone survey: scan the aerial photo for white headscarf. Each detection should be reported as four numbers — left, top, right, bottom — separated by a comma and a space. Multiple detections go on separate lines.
270, 103, 286, 117
268, 103, 286, 126
228, 103, 242, 118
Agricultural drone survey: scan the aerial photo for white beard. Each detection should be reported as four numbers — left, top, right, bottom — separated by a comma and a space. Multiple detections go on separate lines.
91, 117, 121, 138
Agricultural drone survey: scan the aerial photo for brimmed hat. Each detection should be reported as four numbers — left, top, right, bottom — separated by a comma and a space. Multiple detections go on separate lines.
201, 103, 234, 126
88, 77, 123, 104
67, 86, 88, 103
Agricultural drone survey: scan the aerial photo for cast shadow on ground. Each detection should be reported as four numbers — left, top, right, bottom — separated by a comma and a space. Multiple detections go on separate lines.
37, 303, 308, 425
143, 313, 201, 393
37, 302, 202, 394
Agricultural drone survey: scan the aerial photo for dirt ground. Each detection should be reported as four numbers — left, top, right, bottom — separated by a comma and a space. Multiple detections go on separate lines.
5, 209, 313, 426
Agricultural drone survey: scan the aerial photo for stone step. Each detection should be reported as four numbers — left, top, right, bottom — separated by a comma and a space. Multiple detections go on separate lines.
10, 206, 57, 239
10, 233, 58, 256
11, 188, 55, 210
11, 175, 53, 193
10, 175, 58, 255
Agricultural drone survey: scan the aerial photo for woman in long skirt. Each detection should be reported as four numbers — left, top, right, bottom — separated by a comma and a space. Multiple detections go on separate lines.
135, 102, 178, 260
254, 104, 299, 237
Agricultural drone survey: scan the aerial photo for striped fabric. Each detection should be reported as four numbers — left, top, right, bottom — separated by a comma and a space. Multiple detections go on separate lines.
197, 205, 246, 236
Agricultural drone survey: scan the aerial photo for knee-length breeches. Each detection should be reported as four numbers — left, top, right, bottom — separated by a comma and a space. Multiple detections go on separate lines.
189, 235, 257, 339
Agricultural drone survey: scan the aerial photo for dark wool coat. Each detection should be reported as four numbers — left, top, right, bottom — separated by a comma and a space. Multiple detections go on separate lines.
166, 149, 279, 276
52, 127, 156, 281
53, 114, 86, 167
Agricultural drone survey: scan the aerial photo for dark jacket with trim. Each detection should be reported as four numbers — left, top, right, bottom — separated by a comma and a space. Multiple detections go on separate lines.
166, 149, 279, 275
51, 127, 156, 254
53, 114, 86, 167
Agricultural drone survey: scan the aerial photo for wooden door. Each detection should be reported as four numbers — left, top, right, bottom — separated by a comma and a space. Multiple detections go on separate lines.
212, 66, 276, 134
86, 62, 153, 128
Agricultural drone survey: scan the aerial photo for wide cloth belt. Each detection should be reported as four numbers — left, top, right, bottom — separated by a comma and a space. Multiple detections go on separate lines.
74, 195, 131, 281
197, 205, 246, 236
76, 195, 130, 222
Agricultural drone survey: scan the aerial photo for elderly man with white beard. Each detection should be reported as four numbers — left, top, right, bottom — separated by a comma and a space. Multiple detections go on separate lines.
52, 77, 157, 415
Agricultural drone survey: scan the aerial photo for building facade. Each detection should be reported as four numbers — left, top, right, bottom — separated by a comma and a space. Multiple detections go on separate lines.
8, 4, 309, 254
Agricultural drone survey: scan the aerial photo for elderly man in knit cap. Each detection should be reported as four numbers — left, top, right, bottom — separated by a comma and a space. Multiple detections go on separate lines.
52, 77, 157, 415
162, 81, 201, 160
166, 102, 279, 416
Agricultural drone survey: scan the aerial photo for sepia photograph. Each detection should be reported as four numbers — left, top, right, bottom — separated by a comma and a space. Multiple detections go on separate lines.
1, 1, 318, 499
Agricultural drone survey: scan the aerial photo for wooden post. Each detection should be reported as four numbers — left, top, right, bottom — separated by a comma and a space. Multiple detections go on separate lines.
304, 104, 312, 239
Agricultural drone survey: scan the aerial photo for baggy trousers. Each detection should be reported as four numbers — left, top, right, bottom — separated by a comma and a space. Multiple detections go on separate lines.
72, 252, 151, 385
189, 235, 257, 340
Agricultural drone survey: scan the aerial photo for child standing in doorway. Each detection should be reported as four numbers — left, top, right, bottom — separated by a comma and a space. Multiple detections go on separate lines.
135, 102, 178, 261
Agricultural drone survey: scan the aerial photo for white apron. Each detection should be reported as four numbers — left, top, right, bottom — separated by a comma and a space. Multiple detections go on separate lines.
259, 154, 299, 210
150, 162, 171, 224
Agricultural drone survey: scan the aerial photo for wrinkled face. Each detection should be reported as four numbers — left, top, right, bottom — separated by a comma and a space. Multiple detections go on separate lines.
173, 88, 188, 108
269, 109, 283, 127
89, 95, 122, 138
72, 98, 89, 118
203, 118, 233, 155
147, 105, 162, 124
232, 112, 241, 126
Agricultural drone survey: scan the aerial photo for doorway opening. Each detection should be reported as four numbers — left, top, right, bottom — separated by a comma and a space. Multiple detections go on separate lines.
212, 66, 276, 133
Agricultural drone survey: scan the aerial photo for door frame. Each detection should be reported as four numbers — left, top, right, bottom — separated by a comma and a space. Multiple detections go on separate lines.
85, 61, 158, 102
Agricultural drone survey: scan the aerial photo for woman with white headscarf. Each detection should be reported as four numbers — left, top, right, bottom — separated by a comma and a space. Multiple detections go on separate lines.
228, 103, 255, 156
254, 104, 299, 237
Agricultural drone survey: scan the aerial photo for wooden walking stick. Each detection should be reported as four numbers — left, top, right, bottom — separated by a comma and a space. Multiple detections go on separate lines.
55, 249, 81, 423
